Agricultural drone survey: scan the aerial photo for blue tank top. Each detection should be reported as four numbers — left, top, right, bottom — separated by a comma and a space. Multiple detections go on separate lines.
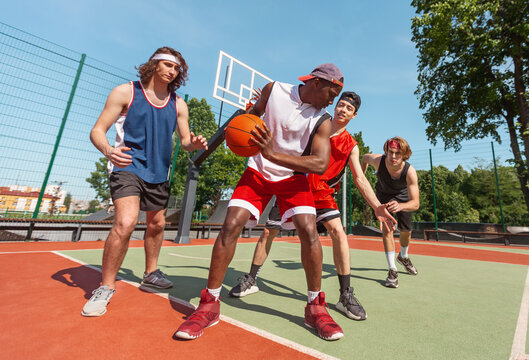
113, 81, 178, 183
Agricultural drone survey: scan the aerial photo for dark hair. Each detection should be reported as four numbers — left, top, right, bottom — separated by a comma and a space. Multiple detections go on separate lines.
136, 47, 188, 92
383, 137, 412, 160
338, 91, 361, 112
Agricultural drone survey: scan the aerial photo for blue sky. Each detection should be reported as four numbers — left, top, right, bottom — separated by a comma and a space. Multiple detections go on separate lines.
2, 0, 513, 178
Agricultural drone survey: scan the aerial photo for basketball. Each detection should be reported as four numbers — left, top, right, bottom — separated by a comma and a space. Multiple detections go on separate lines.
225, 114, 265, 157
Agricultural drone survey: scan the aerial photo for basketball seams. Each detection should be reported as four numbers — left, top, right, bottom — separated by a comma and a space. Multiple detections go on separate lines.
225, 114, 263, 157
225, 126, 254, 135
242, 114, 262, 127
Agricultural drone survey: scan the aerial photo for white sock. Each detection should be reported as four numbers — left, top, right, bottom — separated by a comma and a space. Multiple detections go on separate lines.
400, 246, 409, 258
207, 286, 222, 300
308, 290, 320, 303
386, 251, 397, 270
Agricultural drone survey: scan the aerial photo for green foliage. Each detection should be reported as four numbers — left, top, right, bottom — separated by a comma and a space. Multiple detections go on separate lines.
415, 163, 528, 225
411, 0, 529, 213
85, 98, 246, 213
170, 98, 246, 211
87, 199, 102, 213
86, 157, 110, 204
462, 164, 529, 225
63, 192, 72, 212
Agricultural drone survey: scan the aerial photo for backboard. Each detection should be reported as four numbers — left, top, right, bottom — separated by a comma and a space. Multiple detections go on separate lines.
213, 50, 273, 110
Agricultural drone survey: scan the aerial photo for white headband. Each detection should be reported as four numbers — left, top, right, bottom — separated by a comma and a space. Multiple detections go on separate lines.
152, 53, 181, 66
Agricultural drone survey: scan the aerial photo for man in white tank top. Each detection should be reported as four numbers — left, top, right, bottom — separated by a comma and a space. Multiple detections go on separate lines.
176, 64, 347, 341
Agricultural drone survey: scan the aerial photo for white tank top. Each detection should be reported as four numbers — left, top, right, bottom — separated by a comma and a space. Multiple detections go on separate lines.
247, 82, 328, 182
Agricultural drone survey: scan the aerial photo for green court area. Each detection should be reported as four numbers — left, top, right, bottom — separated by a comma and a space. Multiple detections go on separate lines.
64, 241, 525, 359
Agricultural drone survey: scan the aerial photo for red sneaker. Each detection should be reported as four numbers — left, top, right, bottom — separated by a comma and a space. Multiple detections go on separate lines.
175, 289, 220, 340
304, 292, 344, 341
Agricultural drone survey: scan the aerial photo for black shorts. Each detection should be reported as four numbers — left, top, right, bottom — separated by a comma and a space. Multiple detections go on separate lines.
376, 192, 412, 232
109, 171, 170, 212
265, 202, 340, 233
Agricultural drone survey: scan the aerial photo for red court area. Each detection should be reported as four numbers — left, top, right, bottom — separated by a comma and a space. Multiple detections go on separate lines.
0, 244, 316, 360
1, 236, 528, 360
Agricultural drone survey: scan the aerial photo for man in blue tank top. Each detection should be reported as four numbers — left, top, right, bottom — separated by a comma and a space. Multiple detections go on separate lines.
82, 47, 208, 317
362, 137, 420, 288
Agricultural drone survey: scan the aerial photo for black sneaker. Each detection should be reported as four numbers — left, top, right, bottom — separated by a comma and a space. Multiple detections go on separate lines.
229, 273, 259, 298
397, 254, 418, 275
335, 287, 367, 320
385, 269, 399, 288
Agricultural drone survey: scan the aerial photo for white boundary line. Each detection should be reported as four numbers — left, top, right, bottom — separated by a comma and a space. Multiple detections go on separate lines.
0, 250, 59, 254
511, 266, 529, 360
51, 250, 338, 360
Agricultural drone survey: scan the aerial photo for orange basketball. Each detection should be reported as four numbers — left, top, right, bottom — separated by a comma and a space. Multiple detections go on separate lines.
225, 114, 264, 157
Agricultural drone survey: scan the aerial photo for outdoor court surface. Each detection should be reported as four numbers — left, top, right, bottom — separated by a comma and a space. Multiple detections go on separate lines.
1, 235, 529, 360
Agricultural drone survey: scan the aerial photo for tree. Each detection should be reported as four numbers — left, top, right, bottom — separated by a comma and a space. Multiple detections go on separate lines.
47, 182, 65, 215
86, 157, 111, 206
415, 165, 480, 223
411, 0, 529, 213
64, 192, 72, 213
85, 98, 246, 215
170, 98, 246, 212
462, 163, 529, 225
415, 169, 435, 222
87, 199, 101, 213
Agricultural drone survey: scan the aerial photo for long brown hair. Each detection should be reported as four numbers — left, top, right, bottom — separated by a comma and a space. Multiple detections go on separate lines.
136, 47, 188, 92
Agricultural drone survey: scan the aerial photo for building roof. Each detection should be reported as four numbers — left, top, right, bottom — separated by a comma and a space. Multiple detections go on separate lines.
0, 188, 54, 199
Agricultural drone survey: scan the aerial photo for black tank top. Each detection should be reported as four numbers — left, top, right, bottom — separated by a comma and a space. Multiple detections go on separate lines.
375, 155, 410, 202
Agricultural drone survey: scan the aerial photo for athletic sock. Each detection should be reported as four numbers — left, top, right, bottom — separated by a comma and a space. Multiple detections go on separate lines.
308, 290, 320, 303
249, 263, 262, 280
386, 251, 397, 270
338, 274, 350, 293
400, 246, 409, 258
207, 286, 222, 301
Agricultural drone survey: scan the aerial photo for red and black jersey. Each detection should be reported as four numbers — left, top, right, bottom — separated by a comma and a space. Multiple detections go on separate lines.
308, 130, 357, 210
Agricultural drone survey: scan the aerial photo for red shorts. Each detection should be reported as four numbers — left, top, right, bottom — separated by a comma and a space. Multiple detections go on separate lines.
229, 167, 315, 229
312, 191, 338, 210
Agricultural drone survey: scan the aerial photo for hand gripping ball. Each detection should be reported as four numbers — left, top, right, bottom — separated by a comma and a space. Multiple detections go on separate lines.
225, 114, 264, 157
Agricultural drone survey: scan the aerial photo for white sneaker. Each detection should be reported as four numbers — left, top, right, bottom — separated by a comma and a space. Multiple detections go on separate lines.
82, 285, 115, 317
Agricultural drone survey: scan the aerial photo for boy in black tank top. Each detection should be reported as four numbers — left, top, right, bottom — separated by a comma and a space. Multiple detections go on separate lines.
362, 137, 420, 288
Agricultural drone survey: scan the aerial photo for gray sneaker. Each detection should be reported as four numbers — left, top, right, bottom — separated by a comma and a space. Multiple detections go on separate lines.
141, 269, 173, 289
229, 273, 259, 298
335, 287, 367, 320
82, 285, 115, 317
397, 254, 418, 275
385, 269, 399, 288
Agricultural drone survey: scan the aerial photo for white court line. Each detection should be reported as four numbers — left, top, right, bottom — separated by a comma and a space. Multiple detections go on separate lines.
0, 249, 106, 255
511, 267, 529, 360
51, 250, 338, 360
0, 250, 57, 254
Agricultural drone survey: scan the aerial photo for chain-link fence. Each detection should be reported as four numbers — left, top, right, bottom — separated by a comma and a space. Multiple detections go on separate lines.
1, 21, 525, 240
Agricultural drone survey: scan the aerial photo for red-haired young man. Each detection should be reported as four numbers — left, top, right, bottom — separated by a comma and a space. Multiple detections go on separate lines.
362, 137, 420, 288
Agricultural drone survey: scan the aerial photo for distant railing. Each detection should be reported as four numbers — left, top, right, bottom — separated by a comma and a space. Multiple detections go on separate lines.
424, 229, 529, 246
0, 218, 268, 242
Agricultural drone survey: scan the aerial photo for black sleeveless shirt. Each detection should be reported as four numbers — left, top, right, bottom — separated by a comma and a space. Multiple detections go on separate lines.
375, 155, 410, 202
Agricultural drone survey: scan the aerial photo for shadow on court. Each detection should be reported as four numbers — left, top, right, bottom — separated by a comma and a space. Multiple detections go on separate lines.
271, 258, 389, 286
51, 265, 109, 299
